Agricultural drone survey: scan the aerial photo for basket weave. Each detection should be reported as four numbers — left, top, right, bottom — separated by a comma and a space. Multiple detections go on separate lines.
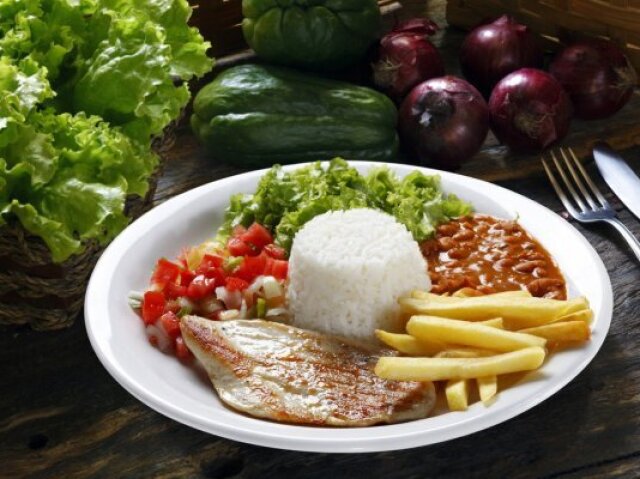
446, 0, 640, 84
0, 127, 177, 330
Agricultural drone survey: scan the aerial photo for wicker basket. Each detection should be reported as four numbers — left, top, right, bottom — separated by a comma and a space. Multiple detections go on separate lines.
446, 0, 640, 83
0, 128, 176, 331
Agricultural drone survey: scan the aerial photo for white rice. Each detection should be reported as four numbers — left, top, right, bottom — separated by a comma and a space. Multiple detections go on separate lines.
287, 208, 431, 343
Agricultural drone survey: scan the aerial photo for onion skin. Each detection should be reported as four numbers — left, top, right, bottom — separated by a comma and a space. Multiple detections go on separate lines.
399, 76, 489, 170
489, 68, 572, 152
372, 18, 445, 103
549, 38, 637, 120
460, 15, 544, 94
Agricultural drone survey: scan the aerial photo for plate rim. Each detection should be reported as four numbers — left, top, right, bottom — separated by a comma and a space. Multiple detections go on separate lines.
85, 161, 613, 453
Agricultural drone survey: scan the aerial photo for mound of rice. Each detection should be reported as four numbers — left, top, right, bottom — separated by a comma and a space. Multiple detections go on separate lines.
287, 208, 431, 343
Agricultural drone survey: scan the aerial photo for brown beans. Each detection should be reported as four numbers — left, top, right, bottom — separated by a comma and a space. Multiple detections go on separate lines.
437, 223, 459, 237
494, 258, 515, 271
453, 229, 474, 241
527, 278, 564, 297
503, 235, 521, 243
533, 267, 547, 278
514, 260, 546, 273
438, 237, 456, 251
448, 247, 471, 260
422, 215, 566, 299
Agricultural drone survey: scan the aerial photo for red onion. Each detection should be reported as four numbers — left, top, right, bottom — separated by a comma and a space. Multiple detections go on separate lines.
372, 18, 445, 103
488, 68, 572, 152
460, 15, 543, 94
399, 76, 489, 169
549, 38, 637, 120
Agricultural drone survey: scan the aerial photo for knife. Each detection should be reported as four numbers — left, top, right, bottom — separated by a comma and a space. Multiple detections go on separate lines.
593, 141, 640, 222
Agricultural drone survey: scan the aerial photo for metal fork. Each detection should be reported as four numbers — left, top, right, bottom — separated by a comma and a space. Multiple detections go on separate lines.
542, 147, 640, 263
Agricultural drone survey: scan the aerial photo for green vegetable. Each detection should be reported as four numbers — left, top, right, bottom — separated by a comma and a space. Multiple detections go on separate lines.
217, 159, 473, 251
0, 0, 212, 262
191, 64, 398, 167
242, 0, 381, 71
256, 298, 266, 318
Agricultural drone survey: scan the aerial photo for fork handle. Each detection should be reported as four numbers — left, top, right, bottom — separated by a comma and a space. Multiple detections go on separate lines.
604, 218, 640, 263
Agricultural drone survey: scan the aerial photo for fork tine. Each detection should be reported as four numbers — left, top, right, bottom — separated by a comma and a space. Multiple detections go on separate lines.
542, 158, 581, 219
549, 150, 587, 212
567, 148, 610, 208
559, 148, 598, 210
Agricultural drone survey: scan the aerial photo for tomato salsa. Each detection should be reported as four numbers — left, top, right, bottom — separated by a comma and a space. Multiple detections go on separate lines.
135, 222, 289, 360
420, 215, 566, 299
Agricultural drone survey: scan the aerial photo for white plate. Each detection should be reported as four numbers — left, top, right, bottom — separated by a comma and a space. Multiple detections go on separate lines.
85, 161, 612, 453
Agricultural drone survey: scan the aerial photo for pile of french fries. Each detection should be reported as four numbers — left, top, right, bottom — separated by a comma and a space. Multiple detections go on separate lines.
374, 289, 592, 411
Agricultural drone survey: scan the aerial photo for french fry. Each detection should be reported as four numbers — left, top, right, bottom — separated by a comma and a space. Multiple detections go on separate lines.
401, 295, 588, 326
412, 290, 532, 300
435, 347, 497, 358
480, 317, 504, 329
520, 321, 590, 342
452, 288, 484, 298
407, 316, 546, 352
375, 347, 546, 381
552, 308, 593, 324
477, 376, 498, 404
375, 330, 446, 356
445, 379, 469, 411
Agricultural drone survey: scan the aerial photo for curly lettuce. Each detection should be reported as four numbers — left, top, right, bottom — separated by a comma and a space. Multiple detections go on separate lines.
219, 159, 473, 251
0, 0, 212, 262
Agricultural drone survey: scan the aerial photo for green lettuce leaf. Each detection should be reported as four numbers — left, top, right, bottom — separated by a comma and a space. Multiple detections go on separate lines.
217, 158, 473, 252
0, 0, 213, 262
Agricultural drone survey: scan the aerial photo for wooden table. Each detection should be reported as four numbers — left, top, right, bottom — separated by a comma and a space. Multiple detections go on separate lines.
3, 2, 640, 478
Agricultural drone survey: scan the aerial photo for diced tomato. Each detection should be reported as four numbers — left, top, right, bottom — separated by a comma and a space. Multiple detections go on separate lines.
227, 237, 255, 257
179, 269, 196, 287
150, 258, 182, 289
196, 254, 223, 275
234, 253, 267, 282
263, 243, 286, 260
164, 299, 182, 314
175, 336, 192, 361
270, 259, 288, 280
225, 276, 250, 292
160, 311, 181, 339
186, 274, 217, 300
165, 282, 188, 300
208, 309, 223, 321
142, 291, 166, 325
241, 223, 273, 250
232, 224, 247, 238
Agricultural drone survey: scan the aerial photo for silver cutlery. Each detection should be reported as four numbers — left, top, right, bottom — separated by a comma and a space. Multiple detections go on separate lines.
542, 147, 640, 263
593, 141, 640, 223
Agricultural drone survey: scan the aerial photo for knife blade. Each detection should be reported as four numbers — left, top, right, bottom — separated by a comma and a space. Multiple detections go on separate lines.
593, 141, 640, 222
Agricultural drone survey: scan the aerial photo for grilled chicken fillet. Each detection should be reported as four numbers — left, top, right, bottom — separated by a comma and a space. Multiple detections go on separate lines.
180, 316, 436, 426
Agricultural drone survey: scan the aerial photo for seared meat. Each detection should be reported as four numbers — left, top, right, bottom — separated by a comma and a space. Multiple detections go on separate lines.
180, 316, 436, 426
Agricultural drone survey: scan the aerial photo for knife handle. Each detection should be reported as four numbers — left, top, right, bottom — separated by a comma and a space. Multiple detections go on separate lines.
605, 218, 640, 264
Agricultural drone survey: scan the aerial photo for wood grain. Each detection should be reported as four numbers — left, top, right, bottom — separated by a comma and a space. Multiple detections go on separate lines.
2, 1, 640, 478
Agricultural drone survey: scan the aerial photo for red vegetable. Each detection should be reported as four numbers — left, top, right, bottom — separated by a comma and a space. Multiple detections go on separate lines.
460, 15, 543, 94
227, 237, 255, 257
225, 277, 250, 292
187, 274, 218, 299
489, 68, 572, 152
234, 253, 267, 282
399, 76, 489, 169
141, 291, 165, 325
241, 223, 273, 250
549, 38, 637, 120
264, 243, 286, 260
150, 258, 182, 289
372, 18, 444, 103
175, 336, 193, 361
160, 311, 181, 339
